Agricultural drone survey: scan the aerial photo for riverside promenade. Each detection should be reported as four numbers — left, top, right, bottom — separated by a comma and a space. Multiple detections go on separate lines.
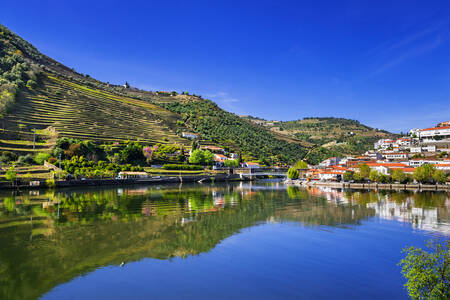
0, 174, 250, 190
285, 180, 450, 191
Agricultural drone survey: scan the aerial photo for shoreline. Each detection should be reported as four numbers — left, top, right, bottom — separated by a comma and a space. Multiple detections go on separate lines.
285, 180, 450, 191
0, 174, 251, 190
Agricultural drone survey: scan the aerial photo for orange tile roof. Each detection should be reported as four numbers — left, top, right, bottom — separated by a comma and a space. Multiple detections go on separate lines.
420, 125, 450, 131
367, 163, 407, 167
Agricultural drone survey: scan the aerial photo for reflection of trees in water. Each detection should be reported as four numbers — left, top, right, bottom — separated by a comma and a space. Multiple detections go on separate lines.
0, 185, 448, 300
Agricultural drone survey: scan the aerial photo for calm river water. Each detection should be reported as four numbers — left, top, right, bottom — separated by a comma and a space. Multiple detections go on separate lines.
0, 181, 449, 299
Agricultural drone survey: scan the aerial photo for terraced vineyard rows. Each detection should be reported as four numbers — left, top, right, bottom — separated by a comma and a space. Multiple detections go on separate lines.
1, 74, 190, 153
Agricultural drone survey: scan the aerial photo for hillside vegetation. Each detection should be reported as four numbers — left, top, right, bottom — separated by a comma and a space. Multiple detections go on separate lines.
242, 116, 397, 164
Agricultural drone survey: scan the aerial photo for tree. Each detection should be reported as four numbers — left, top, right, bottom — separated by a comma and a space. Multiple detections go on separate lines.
369, 170, 380, 182
34, 152, 51, 165
203, 150, 214, 165
343, 171, 353, 182
399, 240, 449, 300
392, 169, 407, 183
5, 167, 16, 185
293, 160, 308, 169
353, 172, 363, 182
224, 159, 239, 168
414, 164, 436, 183
432, 170, 447, 184
358, 163, 370, 179
287, 167, 299, 180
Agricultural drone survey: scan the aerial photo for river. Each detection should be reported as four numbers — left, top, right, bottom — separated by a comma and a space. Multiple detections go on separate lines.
0, 181, 448, 299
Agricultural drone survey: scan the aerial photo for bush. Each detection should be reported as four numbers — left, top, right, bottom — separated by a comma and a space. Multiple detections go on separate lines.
162, 164, 203, 170
343, 171, 353, 182
433, 170, 447, 184
224, 159, 239, 168
34, 152, 51, 165
287, 167, 299, 180
17, 154, 34, 165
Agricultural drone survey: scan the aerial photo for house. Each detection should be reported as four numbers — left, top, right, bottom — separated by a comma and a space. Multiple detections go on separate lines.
182, 132, 199, 139
318, 170, 345, 181
319, 157, 341, 167
382, 152, 409, 160
435, 164, 450, 171
243, 162, 260, 169
214, 154, 228, 163
200, 145, 225, 153
366, 163, 408, 175
117, 172, 149, 179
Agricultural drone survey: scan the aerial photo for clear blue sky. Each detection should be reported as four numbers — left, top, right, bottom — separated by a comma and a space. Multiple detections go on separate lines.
2, 0, 449, 133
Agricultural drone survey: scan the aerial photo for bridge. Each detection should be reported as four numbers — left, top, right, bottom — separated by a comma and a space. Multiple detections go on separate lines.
233, 168, 288, 179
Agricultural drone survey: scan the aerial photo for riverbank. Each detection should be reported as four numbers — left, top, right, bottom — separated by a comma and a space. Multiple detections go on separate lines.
285, 179, 450, 191
0, 174, 250, 190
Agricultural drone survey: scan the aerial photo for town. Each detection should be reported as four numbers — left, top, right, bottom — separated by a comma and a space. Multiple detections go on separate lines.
287, 121, 450, 184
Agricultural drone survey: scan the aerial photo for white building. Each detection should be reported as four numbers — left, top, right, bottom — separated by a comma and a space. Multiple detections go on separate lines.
182, 132, 199, 139
382, 152, 409, 160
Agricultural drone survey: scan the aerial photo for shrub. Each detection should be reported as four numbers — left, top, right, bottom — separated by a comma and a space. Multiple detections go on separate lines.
162, 164, 203, 170
433, 170, 447, 184
34, 152, 51, 165
343, 171, 353, 182
287, 167, 299, 180
17, 154, 34, 165
224, 159, 239, 168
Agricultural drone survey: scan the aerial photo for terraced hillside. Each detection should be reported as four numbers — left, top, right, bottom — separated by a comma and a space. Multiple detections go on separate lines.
242, 116, 398, 164
1, 73, 190, 154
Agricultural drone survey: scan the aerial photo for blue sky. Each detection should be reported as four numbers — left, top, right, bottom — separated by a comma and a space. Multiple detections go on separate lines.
1, 0, 450, 132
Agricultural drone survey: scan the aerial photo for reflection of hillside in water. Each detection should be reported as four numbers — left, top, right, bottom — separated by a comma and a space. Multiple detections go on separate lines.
303, 186, 450, 235
0, 183, 448, 300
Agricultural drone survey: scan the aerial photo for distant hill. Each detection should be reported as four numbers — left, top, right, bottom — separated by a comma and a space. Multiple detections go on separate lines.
242, 116, 398, 164
0, 25, 396, 164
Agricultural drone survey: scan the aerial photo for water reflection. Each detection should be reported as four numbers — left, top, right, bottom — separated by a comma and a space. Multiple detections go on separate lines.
0, 183, 448, 300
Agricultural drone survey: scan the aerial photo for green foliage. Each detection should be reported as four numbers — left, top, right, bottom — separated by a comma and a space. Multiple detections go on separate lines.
34, 152, 51, 165
224, 159, 239, 168
17, 154, 34, 166
61, 156, 142, 179
0, 151, 17, 163
399, 241, 449, 300
162, 164, 203, 170
5, 167, 16, 182
392, 169, 407, 183
120, 142, 145, 165
287, 167, 300, 180
358, 163, 370, 179
160, 100, 306, 163
343, 171, 354, 182
414, 164, 436, 183
189, 149, 214, 165
293, 160, 308, 169
353, 172, 363, 182
432, 170, 447, 184
369, 170, 380, 182
46, 178, 56, 187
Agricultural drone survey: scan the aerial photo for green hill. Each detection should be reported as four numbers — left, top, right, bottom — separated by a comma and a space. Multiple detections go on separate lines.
242, 116, 398, 164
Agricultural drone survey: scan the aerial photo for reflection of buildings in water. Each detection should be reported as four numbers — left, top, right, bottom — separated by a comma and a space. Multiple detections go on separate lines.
309, 187, 349, 205
367, 201, 449, 235
181, 217, 196, 226
309, 186, 449, 235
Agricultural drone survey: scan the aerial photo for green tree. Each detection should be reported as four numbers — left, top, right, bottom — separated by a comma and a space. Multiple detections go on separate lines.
34, 152, 51, 165
5, 167, 16, 184
399, 241, 449, 300
343, 171, 353, 182
287, 167, 299, 180
369, 170, 380, 182
392, 169, 407, 183
203, 150, 214, 165
358, 163, 370, 179
224, 159, 239, 168
189, 149, 205, 164
432, 170, 447, 184
353, 172, 363, 182
414, 164, 436, 183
